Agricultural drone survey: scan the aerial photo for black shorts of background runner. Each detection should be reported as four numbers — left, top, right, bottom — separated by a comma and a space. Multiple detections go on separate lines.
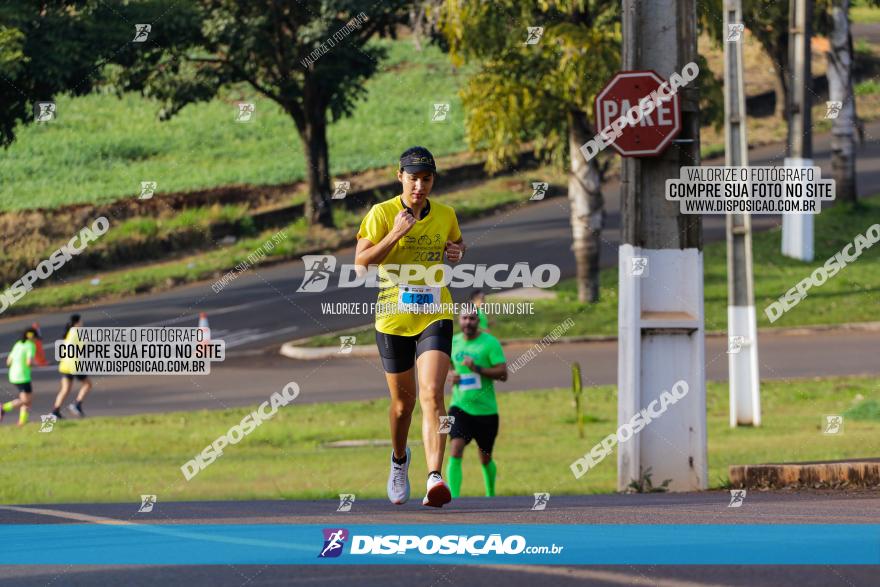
375, 319, 453, 373
62, 374, 88, 382
15, 382, 32, 393
447, 405, 499, 455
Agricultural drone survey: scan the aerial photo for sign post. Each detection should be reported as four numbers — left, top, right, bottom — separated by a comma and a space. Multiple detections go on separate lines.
610, 0, 707, 492
594, 71, 681, 158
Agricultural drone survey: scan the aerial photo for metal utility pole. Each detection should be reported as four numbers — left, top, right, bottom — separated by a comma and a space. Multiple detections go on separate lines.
782, 0, 814, 261
828, 0, 858, 204
724, 0, 761, 428
617, 0, 707, 491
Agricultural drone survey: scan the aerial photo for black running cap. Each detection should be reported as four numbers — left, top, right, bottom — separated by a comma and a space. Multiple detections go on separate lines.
399, 147, 436, 174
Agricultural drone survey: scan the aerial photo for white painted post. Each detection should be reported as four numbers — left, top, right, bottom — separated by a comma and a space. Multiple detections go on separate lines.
618, 0, 708, 491
781, 157, 815, 262
782, 0, 814, 262
618, 246, 708, 491
724, 0, 761, 427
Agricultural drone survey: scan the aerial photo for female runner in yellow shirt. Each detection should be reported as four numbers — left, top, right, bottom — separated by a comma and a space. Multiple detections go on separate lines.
355, 147, 465, 508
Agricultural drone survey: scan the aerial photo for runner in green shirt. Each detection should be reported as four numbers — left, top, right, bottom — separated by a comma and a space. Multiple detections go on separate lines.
445, 307, 508, 497
2, 328, 38, 427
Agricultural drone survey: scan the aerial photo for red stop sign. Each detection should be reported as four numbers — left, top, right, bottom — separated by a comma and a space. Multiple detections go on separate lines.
594, 70, 681, 157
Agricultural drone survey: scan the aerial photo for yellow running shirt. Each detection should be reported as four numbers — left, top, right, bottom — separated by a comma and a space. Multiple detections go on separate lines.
357, 196, 462, 336
58, 327, 81, 375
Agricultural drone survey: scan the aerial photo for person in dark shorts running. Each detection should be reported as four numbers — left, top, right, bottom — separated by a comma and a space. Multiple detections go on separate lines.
355, 146, 466, 508
446, 307, 508, 497
52, 314, 93, 419
1, 327, 39, 427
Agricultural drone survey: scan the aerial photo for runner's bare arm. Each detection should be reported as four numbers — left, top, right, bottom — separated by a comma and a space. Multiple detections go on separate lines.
355, 209, 416, 267
476, 362, 507, 382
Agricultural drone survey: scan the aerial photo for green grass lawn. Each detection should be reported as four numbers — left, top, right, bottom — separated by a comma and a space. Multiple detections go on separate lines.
0, 166, 566, 317
0, 375, 876, 504
852, 1, 880, 24
0, 39, 470, 211
302, 198, 880, 347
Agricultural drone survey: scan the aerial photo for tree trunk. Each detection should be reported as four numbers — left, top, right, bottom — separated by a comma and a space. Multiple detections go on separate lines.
568, 109, 604, 303
410, 3, 424, 50
773, 55, 789, 120
771, 48, 790, 123
827, 0, 857, 204
300, 111, 335, 228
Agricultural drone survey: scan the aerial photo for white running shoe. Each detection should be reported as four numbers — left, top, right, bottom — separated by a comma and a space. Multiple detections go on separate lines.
422, 472, 452, 508
387, 447, 411, 505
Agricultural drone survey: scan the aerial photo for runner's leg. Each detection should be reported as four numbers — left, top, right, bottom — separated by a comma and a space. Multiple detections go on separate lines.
385, 369, 417, 459
447, 436, 465, 497
75, 377, 92, 403
18, 390, 30, 426
377, 330, 418, 504
1, 398, 22, 413
415, 320, 454, 506
53, 377, 71, 412
416, 349, 450, 473
475, 415, 499, 496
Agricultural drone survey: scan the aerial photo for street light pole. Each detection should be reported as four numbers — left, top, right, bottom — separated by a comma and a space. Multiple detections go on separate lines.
782, 0, 815, 261
724, 0, 761, 427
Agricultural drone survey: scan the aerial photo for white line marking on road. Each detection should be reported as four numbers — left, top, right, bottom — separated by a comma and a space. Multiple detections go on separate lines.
0, 505, 309, 551
142, 298, 280, 326
0, 505, 132, 525
212, 325, 300, 348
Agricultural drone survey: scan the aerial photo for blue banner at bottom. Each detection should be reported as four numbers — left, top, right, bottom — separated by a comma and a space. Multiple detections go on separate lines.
1, 524, 878, 565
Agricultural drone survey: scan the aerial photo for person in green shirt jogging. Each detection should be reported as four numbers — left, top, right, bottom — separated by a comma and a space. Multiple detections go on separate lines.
1, 327, 39, 427
445, 307, 508, 497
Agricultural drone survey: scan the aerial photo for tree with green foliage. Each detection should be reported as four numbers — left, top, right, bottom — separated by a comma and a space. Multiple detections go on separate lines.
440, 0, 620, 303
702, 0, 873, 204
1, 1, 410, 227
0, 1, 134, 148
701, 0, 837, 121
110, 0, 409, 227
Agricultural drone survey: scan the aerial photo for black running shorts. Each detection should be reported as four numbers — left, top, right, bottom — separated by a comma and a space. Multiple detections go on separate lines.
15, 382, 32, 394
447, 405, 499, 456
375, 319, 453, 373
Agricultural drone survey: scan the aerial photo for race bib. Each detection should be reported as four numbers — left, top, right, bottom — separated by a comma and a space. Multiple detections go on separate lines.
398, 284, 441, 313
458, 372, 482, 392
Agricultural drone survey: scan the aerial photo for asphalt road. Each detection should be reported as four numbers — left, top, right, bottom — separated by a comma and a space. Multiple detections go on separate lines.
1, 123, 879, 417
1, 492, 877, 586
3, 42, 879, 587
4, 326, 878, 417
0, 122, 878, 356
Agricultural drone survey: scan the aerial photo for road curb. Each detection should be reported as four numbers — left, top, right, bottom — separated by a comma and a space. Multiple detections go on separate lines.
729, 458, 880, 490
279, 341, 378, 360
277, 321, 880, 360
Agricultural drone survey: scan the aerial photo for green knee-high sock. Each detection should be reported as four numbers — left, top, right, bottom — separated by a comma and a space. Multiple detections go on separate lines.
446, 456, 463, 498
2, 401, 14, 413
481, 460, 496, 496
18, 407, 28, 425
